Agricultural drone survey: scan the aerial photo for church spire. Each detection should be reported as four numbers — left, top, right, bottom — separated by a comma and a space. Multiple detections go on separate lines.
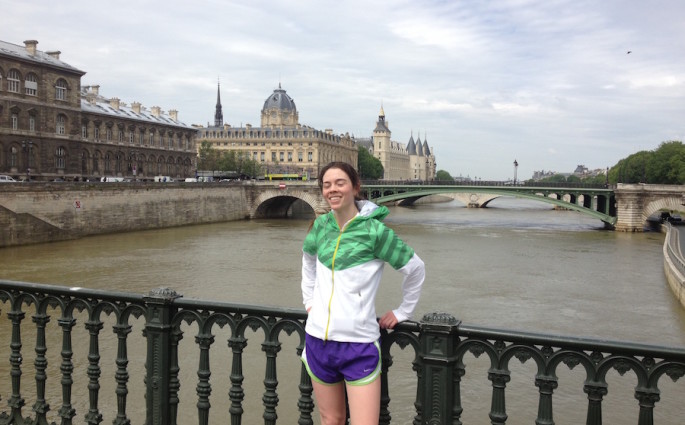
214, 79, 223, 127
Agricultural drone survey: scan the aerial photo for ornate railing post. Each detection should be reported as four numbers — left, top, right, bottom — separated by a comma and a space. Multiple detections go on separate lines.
419, 312, 461, 425
143, 288, 182, 425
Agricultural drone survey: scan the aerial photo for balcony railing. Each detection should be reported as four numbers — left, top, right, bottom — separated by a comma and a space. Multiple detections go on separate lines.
0, 280, 683, 425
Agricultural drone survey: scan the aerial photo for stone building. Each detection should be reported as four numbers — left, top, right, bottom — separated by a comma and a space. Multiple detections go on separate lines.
370, 106, 436, 181
197, 83, 358, 179
0, 39, 197, 181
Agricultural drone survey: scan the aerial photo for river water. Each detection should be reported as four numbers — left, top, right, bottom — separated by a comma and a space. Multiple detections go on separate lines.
0, 197, 683, 424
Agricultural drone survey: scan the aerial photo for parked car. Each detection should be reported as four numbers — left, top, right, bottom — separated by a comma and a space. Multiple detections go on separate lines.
0, 175, 16, 183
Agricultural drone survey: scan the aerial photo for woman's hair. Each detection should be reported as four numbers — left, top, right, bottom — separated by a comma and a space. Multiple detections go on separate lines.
317, 162, 361, 195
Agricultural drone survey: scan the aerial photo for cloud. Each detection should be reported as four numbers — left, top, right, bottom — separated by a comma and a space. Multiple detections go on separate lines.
2, 0, 684, 180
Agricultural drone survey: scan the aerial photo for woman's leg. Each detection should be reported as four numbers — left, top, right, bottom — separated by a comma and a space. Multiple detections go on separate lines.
346, 378, 381, 425
312, 380, 347, 425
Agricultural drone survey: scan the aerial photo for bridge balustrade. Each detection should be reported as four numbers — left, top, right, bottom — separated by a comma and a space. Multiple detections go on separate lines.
0, 280, 682, 425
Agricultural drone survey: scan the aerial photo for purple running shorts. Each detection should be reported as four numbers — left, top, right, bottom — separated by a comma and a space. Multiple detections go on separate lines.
302, 333, 381, 386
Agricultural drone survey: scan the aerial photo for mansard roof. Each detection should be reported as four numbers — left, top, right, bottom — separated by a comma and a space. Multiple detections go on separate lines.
0, 39, 85, 75
80, 87, 192, 129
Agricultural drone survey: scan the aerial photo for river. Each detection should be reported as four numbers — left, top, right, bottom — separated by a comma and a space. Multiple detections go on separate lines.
0, 197, 683, 424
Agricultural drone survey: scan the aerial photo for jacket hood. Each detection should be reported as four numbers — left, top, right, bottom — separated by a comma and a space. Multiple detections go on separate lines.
355, 200, 389, 221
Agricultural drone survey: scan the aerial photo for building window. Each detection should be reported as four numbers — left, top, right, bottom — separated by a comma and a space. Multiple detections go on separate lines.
56, 115, 66, 135
149, 132, 154, 146
55, 147, 66, 169
82, 125, 88, 139
105, 153, 111, 173
25, 73, 38, 96
10, 147, 17, 167
272, 152, 276, 162
287, 152, 292, 162
55, 79, 67, 101
308, 152, 313, 162
298, 152, 303, 162
106, 128, 112, 141
279, 152, 284, 162
260, 152, 265, 162
8, 70, 20, 93
129, 131, 134, 144
139, 131, 144, 146
95, 127, 100, 140
118, 129, 124, 143
29, 115, 35, 132
168, 135, 173, 150
11, 114, 18, 130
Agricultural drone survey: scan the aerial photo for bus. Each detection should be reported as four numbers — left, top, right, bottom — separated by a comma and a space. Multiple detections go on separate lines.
265, 173, 308, 181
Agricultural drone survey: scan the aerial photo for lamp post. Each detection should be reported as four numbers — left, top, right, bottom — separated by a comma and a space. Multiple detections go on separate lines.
22, 141, 33, 181
513, 159, 518, 185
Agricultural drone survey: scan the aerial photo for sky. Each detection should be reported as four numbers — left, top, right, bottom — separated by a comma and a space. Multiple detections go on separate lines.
3, 0, 685, 180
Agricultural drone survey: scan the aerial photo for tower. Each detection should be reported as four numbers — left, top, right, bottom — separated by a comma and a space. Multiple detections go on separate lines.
214, 80, 223, 127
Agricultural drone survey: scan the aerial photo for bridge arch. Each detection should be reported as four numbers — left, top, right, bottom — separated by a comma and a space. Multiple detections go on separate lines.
249, 188, 322, 218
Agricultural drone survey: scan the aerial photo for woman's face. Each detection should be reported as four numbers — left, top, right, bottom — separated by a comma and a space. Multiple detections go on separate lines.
321, 167, 358, 212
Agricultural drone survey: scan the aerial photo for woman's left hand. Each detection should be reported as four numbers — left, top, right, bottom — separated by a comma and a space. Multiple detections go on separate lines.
379, 311, 399, 329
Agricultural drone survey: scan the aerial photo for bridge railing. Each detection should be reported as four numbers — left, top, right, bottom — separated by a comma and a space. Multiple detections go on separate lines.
361, 180, 612, 189
0, 280, 683, 425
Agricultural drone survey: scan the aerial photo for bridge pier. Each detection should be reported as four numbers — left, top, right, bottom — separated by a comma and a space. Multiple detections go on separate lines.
615, 184, 685, 232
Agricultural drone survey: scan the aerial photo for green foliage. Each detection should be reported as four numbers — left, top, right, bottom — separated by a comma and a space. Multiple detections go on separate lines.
197, 142, 262, 177
436, 170, 453, 181
609, 141, 685, 184
358, 146, 384, 179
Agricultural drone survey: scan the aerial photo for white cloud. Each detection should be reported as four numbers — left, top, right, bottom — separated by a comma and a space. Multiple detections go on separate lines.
2, 0, 684, 180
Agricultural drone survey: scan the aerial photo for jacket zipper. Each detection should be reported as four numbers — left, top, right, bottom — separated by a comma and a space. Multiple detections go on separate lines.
324, 217, 356, 341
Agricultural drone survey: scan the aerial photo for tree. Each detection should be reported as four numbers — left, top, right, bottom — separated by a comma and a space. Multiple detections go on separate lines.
609, 141, 685, 184
197, 140, 219, 171
358, 146, 384, 179
436, 170, 453, 181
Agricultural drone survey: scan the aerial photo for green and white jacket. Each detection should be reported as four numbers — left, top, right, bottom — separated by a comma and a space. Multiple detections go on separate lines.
301, 200, 425, 343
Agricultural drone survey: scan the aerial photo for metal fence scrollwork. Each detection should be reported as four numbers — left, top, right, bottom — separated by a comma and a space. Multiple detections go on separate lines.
0, 280, 683, 425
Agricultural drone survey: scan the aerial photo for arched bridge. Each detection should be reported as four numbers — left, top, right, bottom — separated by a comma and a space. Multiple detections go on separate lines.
251, 181, 684, 231
360, 182, 618, 227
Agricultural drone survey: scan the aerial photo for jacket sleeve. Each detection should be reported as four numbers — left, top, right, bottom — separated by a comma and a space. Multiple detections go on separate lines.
301, 219, 319, 311
392, 253, 425, 322
301, 251, 317, 311
373, 223, 425, 322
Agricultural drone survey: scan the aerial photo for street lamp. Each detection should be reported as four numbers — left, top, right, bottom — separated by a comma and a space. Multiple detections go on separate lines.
22, 141, 33, 181
513, 159, 518, 185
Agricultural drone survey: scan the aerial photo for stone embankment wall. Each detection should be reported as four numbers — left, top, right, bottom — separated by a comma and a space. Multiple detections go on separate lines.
663, 224, 685, 309
0, 183, 249, 248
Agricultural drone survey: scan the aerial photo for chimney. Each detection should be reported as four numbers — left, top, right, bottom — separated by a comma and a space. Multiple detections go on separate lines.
131, 102, 141, 114
91, 85, 99, 96
169, 109, 178, 121
24, 40, 38, 55
46, 51, 61, 60
110, 97, 120, 110
151, 106, 161, 118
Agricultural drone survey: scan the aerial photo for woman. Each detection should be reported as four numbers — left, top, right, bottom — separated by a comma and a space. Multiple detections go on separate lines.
301, 161, 425, 425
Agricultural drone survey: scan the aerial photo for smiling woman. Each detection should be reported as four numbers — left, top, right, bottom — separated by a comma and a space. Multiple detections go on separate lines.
302, 161, 426, 425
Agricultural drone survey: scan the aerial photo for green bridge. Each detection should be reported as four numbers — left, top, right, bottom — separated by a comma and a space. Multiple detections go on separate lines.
361, 181, 619, 227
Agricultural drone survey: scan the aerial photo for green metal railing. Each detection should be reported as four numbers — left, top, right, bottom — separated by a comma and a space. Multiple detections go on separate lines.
0, 280, 683, 425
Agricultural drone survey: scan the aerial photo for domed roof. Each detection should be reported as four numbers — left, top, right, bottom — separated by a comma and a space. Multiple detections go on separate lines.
262, 83, 297, 112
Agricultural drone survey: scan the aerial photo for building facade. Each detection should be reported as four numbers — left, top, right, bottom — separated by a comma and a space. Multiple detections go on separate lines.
369, 106, 436, 181
0, 39, 197, 181
197, 83, 358, 179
